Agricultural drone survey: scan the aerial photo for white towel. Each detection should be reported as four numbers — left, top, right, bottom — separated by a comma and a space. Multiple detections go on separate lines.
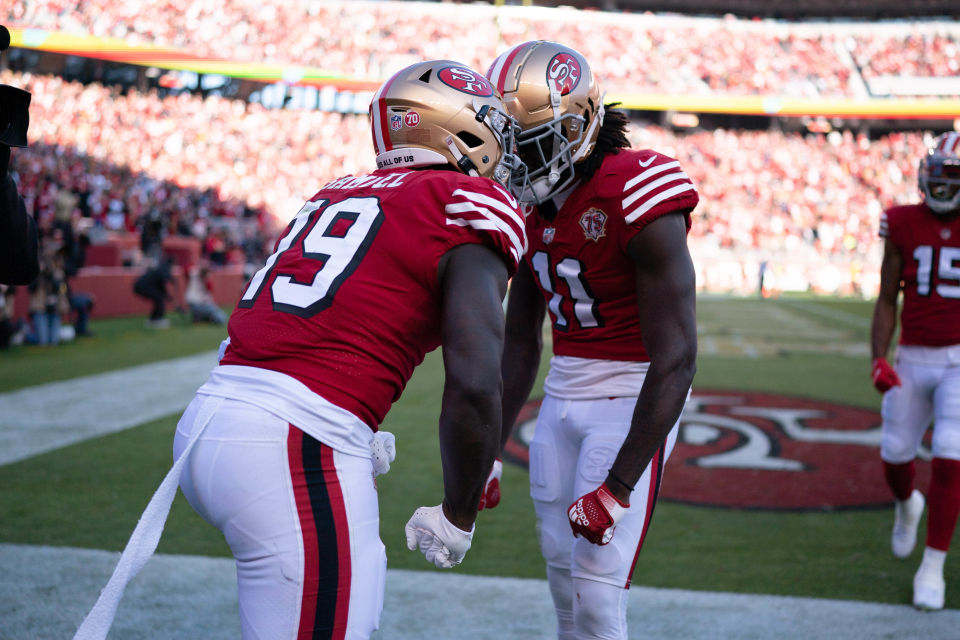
74, 395, 223, 640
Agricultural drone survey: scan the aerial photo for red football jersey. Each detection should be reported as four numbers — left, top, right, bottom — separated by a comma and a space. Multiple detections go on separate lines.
221, 168, 525, 428
881, 203, 960, 346
524, 148, 698, 361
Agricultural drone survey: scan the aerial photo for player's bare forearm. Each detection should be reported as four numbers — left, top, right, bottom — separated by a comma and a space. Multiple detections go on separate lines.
500, 262, 545, 452
438, 387, 501, 529
500, 338, 540, 452
609, 212, 697, 503
438, 243, 509, 530
870, 297, 898, 360
606, 354, 695, 502
870, 239, 903, 361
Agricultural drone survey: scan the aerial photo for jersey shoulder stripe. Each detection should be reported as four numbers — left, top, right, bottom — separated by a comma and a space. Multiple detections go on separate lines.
882, 203, 930, 240
879, 211, 889, 237
444, 183, 527, 266
618, 153, 696, 224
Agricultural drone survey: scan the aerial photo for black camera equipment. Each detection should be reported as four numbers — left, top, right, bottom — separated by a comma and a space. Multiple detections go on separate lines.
0, 25, 31, 149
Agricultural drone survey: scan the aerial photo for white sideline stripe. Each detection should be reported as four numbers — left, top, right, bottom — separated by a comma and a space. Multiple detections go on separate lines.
1, 544, 957, 640
0, 351, 218, 466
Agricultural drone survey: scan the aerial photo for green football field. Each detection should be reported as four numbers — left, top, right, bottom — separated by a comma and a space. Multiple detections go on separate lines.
0, 295, 955, 610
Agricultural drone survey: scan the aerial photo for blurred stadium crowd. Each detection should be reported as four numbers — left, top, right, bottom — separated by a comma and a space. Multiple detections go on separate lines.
3, 1, 958, 299
7, 1, 959, 98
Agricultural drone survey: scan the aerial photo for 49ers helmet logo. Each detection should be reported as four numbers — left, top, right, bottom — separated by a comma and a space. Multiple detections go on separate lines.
547, 53, 582, 95
504, 390, 929, 511
438, 66, 494, 97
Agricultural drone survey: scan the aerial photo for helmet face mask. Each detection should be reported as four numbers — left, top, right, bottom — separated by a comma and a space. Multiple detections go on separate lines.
369, 60, 525, 188
487, 41, 604, 205
513, 111, 589, 201
919, 133, 960, 215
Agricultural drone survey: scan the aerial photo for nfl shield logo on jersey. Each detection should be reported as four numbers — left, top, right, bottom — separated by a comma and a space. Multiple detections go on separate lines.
543, 227, 556, 244
390, 114, 403, 131
579, 208, 607, 242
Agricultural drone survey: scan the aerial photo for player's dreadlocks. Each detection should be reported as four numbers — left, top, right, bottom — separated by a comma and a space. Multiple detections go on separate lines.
578, 103, 630, 182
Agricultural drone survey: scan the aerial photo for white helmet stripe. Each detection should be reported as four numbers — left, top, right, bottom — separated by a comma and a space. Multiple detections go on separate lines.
939, 132, 960, 155
370, 70, 401, 154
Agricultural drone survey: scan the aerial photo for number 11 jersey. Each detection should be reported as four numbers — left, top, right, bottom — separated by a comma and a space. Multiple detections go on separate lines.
524, 148, 698, 363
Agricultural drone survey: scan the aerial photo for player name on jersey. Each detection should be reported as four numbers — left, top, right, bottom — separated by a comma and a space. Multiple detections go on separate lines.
322, 172, 410, 191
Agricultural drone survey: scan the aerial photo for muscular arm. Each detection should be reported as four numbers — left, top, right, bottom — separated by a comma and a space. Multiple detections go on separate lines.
499, 260, 546, 452
437, 243, 510, 530
870, 238, 903, 360
606, 212, 698, 503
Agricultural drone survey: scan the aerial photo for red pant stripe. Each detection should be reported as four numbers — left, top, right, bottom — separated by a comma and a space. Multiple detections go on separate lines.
624, 441, 666, 588
322, 444, 353, 638
288, 427, 352, 639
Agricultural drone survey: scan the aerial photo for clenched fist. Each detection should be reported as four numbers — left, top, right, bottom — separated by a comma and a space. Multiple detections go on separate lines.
568, 483, 629, 546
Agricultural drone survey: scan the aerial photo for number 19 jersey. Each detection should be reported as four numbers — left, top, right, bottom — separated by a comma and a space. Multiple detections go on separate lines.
220, 168, 526, 430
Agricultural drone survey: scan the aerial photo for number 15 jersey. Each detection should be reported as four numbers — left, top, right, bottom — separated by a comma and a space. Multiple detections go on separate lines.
220, 168, 526, 431
881, 202, 960, 347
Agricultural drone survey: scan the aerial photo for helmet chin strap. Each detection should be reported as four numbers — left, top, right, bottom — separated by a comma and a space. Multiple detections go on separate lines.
547, 89, 563, 188
570, 99, 604, 164
445, 135, 479, 177
529, 177, 556, 201
543, 91, 604, 190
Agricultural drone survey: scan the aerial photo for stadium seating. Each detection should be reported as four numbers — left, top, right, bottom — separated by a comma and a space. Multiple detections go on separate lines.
2, 3, 955, 301
5, 1, 959, 98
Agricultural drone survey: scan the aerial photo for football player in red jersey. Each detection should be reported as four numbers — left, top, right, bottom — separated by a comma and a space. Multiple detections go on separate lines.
871, 131, 960, 611
75, 61, 526, 640
486, 42, 698, 639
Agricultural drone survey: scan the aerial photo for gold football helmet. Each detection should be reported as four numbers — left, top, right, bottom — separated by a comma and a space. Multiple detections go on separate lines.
487, 41, 604, 204
369, 60, 524, 186
919, 132, 960, 215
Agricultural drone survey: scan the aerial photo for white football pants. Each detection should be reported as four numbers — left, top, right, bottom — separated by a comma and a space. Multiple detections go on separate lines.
881, 345, 960, 463
529, 395, 678, 640
174, 395, 386, 640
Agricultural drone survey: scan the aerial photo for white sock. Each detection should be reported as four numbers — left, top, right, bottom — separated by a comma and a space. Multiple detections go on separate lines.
920, 547, 947, 574
547, 565, 575, 640
572, 576, 629, 640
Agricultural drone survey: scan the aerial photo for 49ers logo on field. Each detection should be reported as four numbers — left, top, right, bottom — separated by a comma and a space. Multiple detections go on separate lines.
438, 66, 494, 97
547, 53, 582, 95
504, 390, 931, 511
